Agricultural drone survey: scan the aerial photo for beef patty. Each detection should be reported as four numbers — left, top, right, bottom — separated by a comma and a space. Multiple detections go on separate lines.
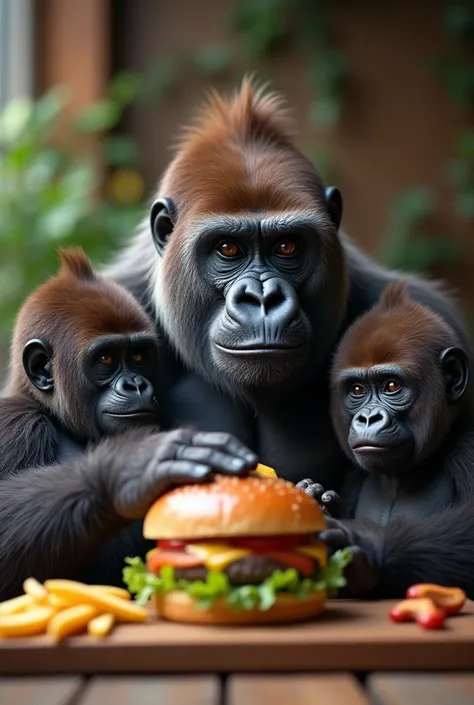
173, 554, 319, 584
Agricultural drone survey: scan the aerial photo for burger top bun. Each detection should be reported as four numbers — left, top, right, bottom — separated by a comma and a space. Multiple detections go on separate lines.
144, 474, 326, 540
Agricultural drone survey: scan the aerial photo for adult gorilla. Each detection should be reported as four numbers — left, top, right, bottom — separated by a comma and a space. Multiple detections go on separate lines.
107, 78, 471, 491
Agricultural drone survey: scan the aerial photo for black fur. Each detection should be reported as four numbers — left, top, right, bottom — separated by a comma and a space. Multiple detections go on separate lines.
0, 396, 57, 474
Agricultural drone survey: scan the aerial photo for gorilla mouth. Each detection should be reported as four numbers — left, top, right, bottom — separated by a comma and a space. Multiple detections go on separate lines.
104, 411, 158, 420
215, 343, 305, 355
352, 440, 401, 454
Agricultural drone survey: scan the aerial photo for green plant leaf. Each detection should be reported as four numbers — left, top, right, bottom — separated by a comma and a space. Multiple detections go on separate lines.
74, 100, 122, 134
33, 87, 69, 133
0, 98, 34, 145
108, 71, 141, 106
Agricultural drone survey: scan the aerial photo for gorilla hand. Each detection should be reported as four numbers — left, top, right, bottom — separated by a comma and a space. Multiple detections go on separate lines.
319, 517, 381, 596
296, 478, 341, 516
99, 428, 258, 520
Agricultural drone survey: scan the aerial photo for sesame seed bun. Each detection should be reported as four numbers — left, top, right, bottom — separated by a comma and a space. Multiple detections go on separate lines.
143, 474, 326, 540
151, 590, 326, 625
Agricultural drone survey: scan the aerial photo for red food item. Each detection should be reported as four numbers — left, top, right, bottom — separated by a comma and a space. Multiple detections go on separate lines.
406, 583, 466, 616
158, 534, 312, 553
147, 550, 204, 574
265, 551, 316, 577
389, 598, 446, 630
158, 540, 187, 552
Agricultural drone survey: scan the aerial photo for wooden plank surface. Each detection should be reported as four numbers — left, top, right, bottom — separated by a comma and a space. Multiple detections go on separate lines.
1, 599, 474, 675
0, 677, 82, 705
80, 676, 220, 705
368, 673, 474, 705
228, 674, 370, 704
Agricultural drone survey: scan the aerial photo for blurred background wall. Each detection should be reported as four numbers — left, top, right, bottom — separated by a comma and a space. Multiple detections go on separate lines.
1, 0, 473, 383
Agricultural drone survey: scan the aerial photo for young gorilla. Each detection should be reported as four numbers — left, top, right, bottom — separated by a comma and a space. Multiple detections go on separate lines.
317, 282, 474, 597
0, 249, 257, 599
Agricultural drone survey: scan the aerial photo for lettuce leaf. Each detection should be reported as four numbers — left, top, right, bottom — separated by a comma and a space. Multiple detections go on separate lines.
123, 548, 352, 611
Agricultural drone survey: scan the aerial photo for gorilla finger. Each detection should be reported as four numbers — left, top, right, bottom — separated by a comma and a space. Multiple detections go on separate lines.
164, 428, 195, 446
191, 432, 258, 466
177, 445, 249, 473
305, 483, 325, 500
296, 478, 313, 490
346, 545, 368, 563
318, 528, 348, 549
155, 460, 213, 483
321, 490, 340, 506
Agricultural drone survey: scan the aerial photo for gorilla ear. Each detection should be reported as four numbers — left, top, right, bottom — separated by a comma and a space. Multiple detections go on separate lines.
440, 346, 469, 404
150, 198, 176, 256
325, 187, 343, 229
23, 339, 54, 392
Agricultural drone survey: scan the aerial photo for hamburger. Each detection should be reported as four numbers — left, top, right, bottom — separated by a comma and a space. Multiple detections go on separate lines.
123, 474, 350, 625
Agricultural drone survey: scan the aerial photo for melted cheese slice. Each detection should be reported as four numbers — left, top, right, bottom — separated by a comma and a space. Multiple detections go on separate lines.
296, 541, 327, 568
185, 543, 251, 571
254, 463, 278, 479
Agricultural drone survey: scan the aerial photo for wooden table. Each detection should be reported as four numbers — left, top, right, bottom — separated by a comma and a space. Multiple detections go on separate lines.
1, 599, 474, 704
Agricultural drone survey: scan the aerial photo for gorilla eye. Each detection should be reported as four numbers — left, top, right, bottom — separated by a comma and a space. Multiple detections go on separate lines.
216, 241, 241, 258
98, 354, 113, 365
132, 353, 143, 363
349, 384, 367, 398
274, 240, 297, 256
384, 379, 403, 394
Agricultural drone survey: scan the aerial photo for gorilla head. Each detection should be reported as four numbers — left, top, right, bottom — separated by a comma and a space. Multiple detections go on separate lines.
148, 79, 347, 394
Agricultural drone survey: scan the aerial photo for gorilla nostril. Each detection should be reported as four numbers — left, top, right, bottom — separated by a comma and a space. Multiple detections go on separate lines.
356, 413, 369, 426
134, 376, 149, 394
262, 289, 284, 313
367, 411, 383, 426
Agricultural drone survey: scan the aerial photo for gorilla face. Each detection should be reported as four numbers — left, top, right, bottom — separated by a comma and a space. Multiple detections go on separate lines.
150, 190, 346, 395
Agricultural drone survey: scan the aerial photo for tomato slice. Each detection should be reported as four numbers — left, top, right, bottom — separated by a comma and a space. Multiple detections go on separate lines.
265, 552, 316, 577
147, 549, 204, 574
158, 540, 188, 551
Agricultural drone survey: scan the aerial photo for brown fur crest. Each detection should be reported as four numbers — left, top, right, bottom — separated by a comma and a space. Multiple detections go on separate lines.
58, 247, 95, 281
177, 75, 294, 152
332, 282, 459, 380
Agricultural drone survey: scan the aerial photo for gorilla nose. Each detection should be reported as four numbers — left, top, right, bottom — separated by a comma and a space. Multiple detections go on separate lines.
226, 277, 299, 326
116, 374, 151, 396
354, 407, 391, 431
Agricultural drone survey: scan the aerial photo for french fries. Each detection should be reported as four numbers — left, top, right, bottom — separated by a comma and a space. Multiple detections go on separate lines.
88, 613, 115, 638
0, 577, 147, 642
47, 604, 98, 641
0, 594, 34, 617
0, 607, 54, 638
43, 580, 147, 622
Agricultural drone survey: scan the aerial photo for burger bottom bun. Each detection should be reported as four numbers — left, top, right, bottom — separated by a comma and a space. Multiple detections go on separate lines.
152, 590, 326, 626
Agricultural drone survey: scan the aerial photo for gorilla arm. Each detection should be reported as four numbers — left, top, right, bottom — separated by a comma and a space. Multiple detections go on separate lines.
0, 428, 257, 600
321, 504, 474, 600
